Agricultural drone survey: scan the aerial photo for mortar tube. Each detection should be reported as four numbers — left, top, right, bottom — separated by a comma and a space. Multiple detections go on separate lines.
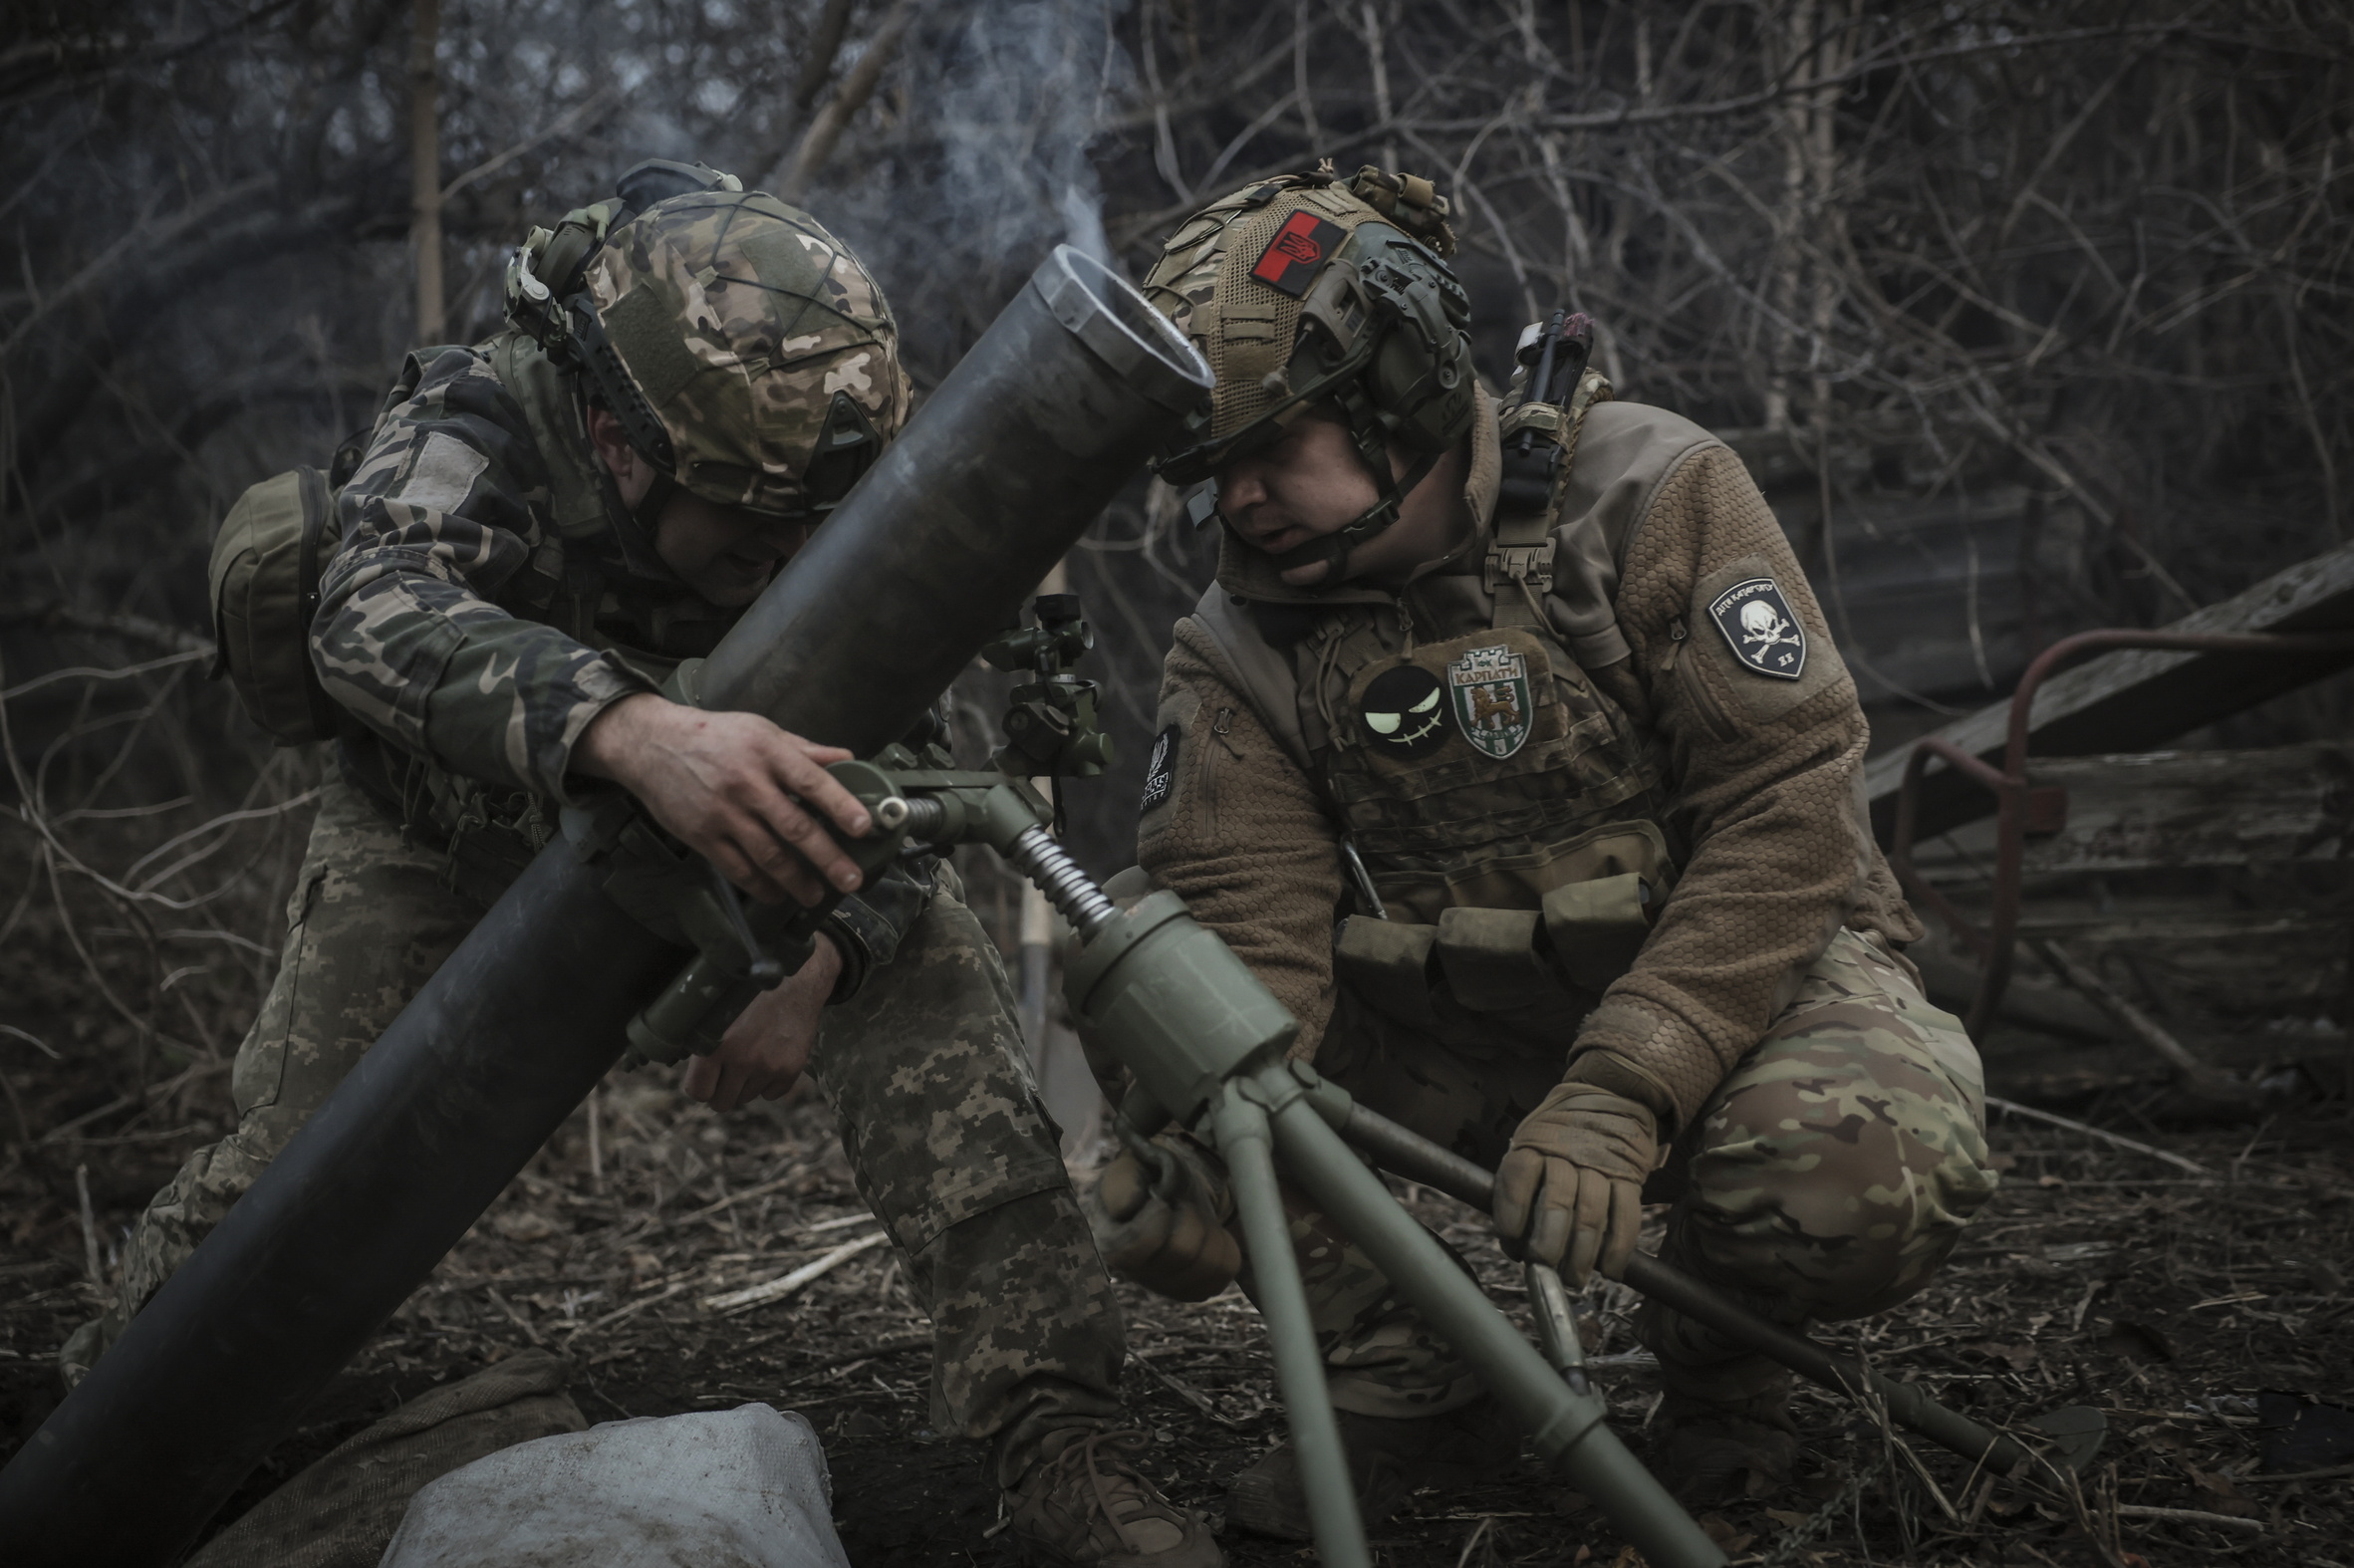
1212, 1085, 1372, 1568
0, 244, 1211, 1566
1256, 1067, 1725, 1568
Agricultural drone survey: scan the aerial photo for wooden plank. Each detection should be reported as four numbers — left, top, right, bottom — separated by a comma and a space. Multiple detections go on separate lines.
1865, 540, 2354, 841
2012, 910, 2344, 944
2016, 745, 2352, 874
1986, 1035, 2349, 1100
1789, 486, 2032, 706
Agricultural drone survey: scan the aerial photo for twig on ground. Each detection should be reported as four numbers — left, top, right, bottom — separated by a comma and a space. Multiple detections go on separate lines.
2237, 1461, 2354, 1484
1985, 1095, 2212, 1175
2114, 1502, 2265, 1532
483, 1284, 550, 1349
700, 1230, 890, 1316
0, 1025, 60, 1060
1130, 1349, 1261, 1432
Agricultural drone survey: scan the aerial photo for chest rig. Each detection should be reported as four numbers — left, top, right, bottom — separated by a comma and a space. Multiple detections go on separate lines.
1296, 317, 1679, 1032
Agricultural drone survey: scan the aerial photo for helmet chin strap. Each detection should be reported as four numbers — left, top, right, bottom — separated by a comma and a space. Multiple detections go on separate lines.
1248, 457, 1439, 585
1219, 357, 1451, 588
630, 470, 678, 535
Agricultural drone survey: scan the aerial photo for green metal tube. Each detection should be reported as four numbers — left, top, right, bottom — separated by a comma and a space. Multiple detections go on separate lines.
1211, 1086, 1372, 1568
1256, 1068, 1724, 1568
1525, 1261, 1592, 1397
1316, 1086, 2042, 1476
1618, 1254, 2034, 1474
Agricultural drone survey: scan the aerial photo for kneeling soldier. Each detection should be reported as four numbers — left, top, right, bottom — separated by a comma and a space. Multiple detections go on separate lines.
1092, 166, 1996, 1533
66, 165, 1215, 1568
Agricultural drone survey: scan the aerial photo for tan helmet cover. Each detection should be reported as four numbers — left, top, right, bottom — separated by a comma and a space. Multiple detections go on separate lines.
1142, 166, 1470, 486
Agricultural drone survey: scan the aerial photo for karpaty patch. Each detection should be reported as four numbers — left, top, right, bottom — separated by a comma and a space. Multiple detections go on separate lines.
1360, 664, 1448, 758
1446, 644, 1533, 759
1706, 577, 1807, 680
1139, 724, 1179, 811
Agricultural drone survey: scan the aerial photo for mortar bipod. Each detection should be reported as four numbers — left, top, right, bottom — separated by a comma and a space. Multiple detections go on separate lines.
873, 789, 1729, 1568
1306, 1081, 2111, 1481
865, 762, 1721, 1567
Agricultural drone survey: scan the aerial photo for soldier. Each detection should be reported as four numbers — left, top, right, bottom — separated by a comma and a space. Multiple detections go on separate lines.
1090, 166, 1997, 1533
63, 167, 1216, 1568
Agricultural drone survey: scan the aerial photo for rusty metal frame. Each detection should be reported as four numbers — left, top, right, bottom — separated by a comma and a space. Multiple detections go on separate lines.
1889, 628, 2354, 1040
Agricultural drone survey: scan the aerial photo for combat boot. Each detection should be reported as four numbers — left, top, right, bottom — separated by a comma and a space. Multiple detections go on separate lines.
1636, 1260, 1804, 1504
1223, 1398, 1518, 1540
1650, 1375, 1800, 1505
1003, 1427, 1221, 1568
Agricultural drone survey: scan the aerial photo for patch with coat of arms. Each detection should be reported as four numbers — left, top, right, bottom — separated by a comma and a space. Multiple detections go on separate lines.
1446, 644, 1534, 759
1706, 577, 1807, 680
1139, 724, 1179, 812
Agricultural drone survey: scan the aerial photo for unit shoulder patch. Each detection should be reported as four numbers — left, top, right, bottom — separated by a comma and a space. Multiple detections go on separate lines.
1706, 576, 1807, 680
1140, 724, 1179, 813
1446, 644, 1533, 759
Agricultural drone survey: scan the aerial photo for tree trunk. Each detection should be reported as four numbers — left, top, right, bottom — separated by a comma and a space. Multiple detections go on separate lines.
410, 0, 443, 344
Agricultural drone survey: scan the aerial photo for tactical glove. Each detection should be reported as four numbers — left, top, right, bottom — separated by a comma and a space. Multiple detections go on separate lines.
1493, 1082, 1659, 1285
1084, 1133, 1240, 1302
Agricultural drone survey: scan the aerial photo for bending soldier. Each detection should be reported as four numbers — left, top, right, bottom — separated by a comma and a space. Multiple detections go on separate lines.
64, 165, 1216, 1568
1091, 167, 1997, 1533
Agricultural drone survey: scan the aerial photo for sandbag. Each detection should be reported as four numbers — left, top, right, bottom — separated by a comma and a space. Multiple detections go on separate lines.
378, 1404, 850, 1568
185, 1349, 585, 1568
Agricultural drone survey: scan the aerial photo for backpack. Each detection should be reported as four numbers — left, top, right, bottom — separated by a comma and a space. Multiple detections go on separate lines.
207, 463, 345, 745
206, 340, 460, 745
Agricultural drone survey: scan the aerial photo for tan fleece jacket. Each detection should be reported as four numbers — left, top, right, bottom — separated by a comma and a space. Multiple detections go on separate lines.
1140, 402, 1920, 1130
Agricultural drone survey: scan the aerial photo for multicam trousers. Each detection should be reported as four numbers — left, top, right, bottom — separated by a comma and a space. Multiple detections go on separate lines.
107, 772, 1123, 1481
1282, 926, 1996, 1417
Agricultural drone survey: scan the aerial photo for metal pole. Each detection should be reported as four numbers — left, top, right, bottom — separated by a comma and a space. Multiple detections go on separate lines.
1318, 1087, 2052, 1476
1257, 1067, 1725, 1568
1211, 1084, 1371, 1568
1525, 1261, 1591, 1396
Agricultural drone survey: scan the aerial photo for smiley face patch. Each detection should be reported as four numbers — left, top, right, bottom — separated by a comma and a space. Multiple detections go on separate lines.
1361, 664, 1448, 757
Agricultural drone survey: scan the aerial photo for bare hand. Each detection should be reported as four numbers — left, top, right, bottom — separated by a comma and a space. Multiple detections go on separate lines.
684, 935, 842, 1112
575, 693, 871, 905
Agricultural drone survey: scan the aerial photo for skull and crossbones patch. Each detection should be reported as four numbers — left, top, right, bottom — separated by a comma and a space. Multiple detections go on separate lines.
1706, 577, 1807, 680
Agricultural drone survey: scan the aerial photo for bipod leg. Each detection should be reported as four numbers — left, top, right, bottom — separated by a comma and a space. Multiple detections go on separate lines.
1250, 1064, 1726, 1568
1526, 1261, 1592, 1396
1317, 1086, 2108, 1477
1208, 1082, 1372, 1568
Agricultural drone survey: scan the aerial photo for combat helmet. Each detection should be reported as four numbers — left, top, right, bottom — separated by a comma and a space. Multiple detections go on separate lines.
1143, 165, 1477, 582
504, 158, 911, 529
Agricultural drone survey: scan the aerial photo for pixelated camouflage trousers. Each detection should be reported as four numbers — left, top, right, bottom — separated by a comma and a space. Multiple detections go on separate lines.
1278, 926, 1996, 1417
107, 773, 1123, 1481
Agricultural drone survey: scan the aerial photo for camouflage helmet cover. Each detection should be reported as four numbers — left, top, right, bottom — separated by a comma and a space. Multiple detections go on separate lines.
581, 190, 913, 518
1142, 166, 1475, 492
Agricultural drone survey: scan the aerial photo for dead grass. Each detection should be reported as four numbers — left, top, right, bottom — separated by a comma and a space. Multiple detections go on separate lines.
3, 887, 2351, 1566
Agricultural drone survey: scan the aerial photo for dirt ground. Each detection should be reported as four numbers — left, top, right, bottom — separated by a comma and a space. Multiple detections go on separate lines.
4, 897, 2353, 1568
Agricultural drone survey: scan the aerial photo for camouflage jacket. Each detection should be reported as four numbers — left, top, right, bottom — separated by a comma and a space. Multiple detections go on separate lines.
314, 333, 927, 998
